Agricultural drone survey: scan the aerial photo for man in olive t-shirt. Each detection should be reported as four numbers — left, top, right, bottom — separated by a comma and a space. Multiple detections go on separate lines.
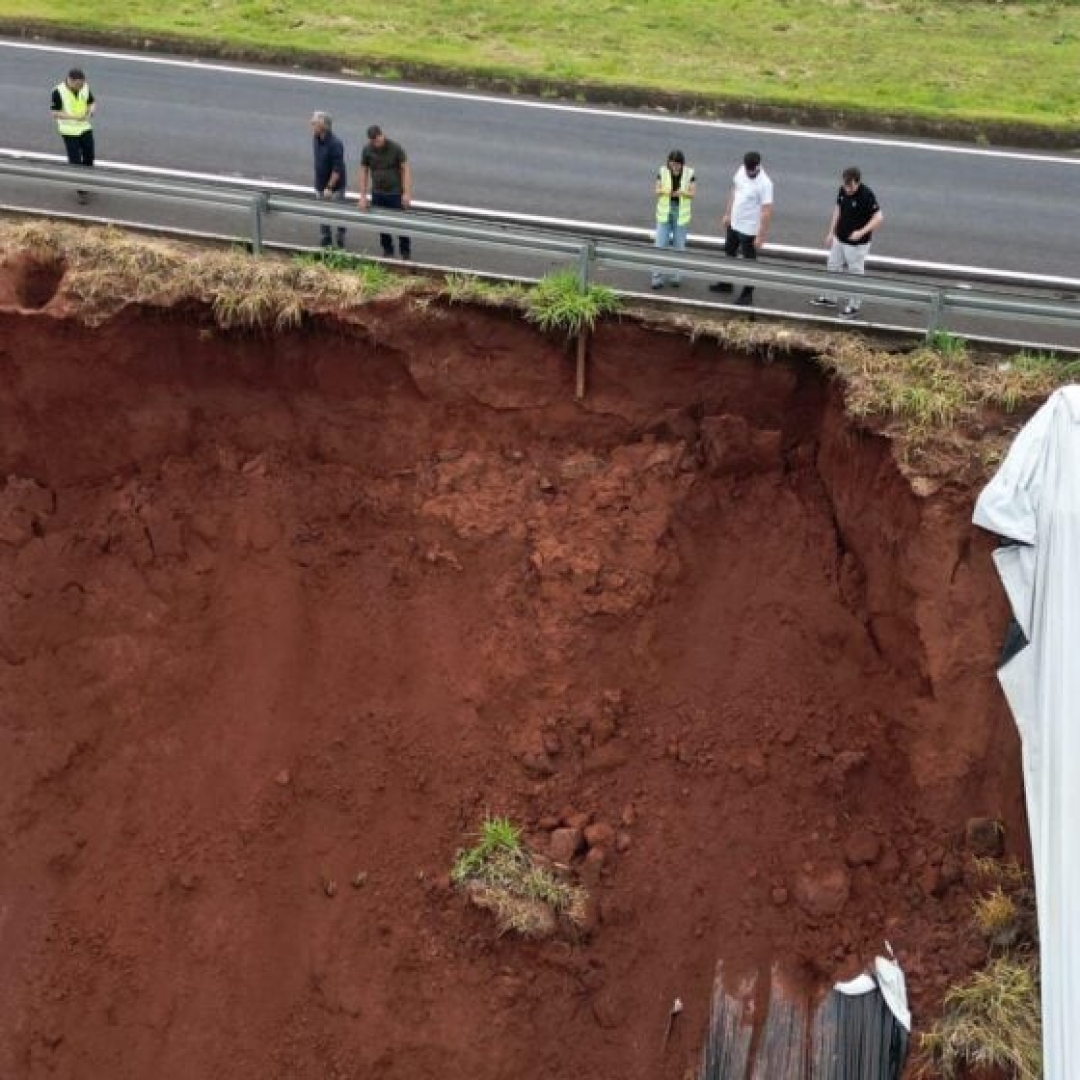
359, 124, 412, 260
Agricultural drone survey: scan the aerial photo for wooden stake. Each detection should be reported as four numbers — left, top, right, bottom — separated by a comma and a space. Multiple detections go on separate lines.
575, 329, 588, 401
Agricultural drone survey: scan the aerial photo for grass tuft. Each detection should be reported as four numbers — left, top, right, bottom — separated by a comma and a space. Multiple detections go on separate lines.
979, 351, 1080, 413
452, 817, 587, 938
442, 271, 528, 307
293, 249, 397, 294
919, 957, 1042, 1080
524, 270, 620, 337
840, 342, 971, 436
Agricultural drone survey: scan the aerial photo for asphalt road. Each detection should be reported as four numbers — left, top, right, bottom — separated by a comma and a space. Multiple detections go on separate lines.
3, 37, 1079, 284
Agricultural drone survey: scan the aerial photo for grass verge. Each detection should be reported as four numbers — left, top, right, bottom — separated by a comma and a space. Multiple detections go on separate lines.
3, 2, 1079, 137
819, 336, 1080, 445
1, 220, 417, 329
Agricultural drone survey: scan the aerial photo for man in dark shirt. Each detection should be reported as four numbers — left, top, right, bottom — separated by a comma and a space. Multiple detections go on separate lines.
50, 67, 96, 204
359, 124, 412, 260
810, 166, 884, 319
311, 111, 347, 249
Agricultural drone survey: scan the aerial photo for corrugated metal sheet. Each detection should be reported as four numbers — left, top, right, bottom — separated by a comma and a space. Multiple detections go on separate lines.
699, 963, 909, 1080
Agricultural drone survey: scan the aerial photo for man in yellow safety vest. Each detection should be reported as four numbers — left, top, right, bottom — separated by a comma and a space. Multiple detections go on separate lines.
51, 67, 96, 204
652, 149, 695, 290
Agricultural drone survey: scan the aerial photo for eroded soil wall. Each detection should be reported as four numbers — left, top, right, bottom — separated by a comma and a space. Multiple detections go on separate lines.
0, 301, 1024, 1080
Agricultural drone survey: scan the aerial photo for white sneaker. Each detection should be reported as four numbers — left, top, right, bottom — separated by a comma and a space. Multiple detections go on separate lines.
840, 303, 860, 319
809, 296, 836, 308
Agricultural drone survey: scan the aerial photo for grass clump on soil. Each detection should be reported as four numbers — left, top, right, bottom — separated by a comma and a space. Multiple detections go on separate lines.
969, 857, 1038, 954
3, 2, 1079, 135
294, 248, 396, 293
442, 272, 528, 308
524, 270, 620, 337
919, 957, 1042, 1080
819, 333, 1080, 445
451, 817, 587, 939
0, 220, 417, 329
918, 859, 1040, 1080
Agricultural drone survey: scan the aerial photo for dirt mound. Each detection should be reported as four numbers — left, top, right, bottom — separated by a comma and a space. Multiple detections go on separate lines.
0, 294, 1025, 1079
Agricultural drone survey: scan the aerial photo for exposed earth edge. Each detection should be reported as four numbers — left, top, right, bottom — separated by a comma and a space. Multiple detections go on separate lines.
4, 19, 1079, 151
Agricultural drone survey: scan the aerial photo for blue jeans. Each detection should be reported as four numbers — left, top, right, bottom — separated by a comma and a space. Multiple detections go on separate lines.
372, 191, 411, 258
653, 211, 688, 285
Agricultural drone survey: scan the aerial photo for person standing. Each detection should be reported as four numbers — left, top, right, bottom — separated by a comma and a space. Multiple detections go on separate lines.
652, 149, 695, 290
811, 166, 884, 319
311, 111, 347, 249
50, 67, 95, 204
358, 124, 412, 260
709, 151, 774, 306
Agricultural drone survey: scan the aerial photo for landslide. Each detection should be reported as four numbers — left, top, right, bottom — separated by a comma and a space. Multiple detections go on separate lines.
0, 232, 1037, 1080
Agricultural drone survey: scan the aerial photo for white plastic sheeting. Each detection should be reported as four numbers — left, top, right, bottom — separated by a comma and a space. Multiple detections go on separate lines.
973, 385, 1080, 1080
834, 956, 910, 1034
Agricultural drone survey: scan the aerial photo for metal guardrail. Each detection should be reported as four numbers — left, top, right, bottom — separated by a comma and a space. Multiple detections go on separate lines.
2, 158, 1078, 349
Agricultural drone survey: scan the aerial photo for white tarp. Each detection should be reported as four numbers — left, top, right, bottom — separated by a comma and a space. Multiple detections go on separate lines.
973, 385, 1080, 1080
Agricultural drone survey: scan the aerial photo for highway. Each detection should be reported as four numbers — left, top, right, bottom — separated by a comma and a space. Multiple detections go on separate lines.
2, 37, 1079, 280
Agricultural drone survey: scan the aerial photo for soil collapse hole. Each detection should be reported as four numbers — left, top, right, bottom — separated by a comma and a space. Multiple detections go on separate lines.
0, 301, 1021, 1080
9, 251, 67, 310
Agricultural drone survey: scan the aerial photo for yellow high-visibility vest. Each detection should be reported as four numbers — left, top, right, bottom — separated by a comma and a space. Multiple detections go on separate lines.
656, 166, 694, 225
55, 82, 92, 137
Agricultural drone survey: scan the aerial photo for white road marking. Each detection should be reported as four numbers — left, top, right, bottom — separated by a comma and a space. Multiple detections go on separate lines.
4, 147, 1080, 289
4, 37, 1080, 165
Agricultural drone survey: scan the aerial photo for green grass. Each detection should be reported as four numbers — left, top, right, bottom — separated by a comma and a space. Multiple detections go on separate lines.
926, 330, 968, 359
4, 1, 1079, 134
524, 270, 620, 337
451, 816, 588, 938
451, 815, 524, 883
294, 248, 395, 292
982, 350, 1080, 413
442, 271, 528, 307
820, 336, 1080, 445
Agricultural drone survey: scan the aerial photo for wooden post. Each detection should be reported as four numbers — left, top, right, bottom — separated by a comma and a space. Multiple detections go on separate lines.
575, 329, 588, 401
574, 240, 594, 402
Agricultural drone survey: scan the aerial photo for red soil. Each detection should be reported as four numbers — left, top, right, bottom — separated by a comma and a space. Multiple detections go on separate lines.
0, 284, 1026, 1079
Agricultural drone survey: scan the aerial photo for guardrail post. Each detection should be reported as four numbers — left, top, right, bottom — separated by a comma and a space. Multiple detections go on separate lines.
249, 193, 267, 256
577, 240, 594, 292
925, 289, 946, 340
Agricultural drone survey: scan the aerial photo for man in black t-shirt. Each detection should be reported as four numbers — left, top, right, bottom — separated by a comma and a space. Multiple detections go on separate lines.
810, 166, 884, 319
358, 124, 412, 260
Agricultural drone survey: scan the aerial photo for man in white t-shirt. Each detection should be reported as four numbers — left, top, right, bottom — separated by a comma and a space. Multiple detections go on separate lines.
709, 151, 774, 306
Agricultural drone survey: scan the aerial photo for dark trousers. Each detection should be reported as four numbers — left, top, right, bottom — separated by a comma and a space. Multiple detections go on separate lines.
372, 191, 411, 258
316, 187, 347, 248
61, 130, 95, 167
725, 226, 757, 301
